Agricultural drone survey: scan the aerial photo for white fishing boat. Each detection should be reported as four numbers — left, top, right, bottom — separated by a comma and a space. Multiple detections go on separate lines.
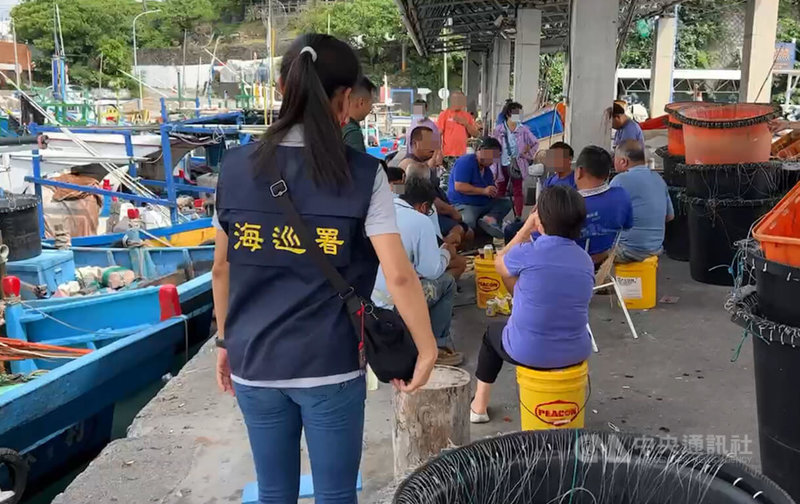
0, 132, 162, 193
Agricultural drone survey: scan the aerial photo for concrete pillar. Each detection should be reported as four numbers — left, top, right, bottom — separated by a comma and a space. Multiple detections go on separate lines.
649, 12, 676, 117
464, 51, 481, 115
513, 9, 542, 114
565, 0, 618, 150
480, 52, 489, 121
492, 37, 512, 128
740, 0, 780, 102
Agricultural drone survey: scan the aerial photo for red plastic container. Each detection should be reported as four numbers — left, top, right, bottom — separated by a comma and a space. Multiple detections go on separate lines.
753, 181, 800, 267
664, 102, 703, 157
674, 103, 781, 165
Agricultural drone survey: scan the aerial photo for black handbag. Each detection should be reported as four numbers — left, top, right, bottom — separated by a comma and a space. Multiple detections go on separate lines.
263, 159, 418, 383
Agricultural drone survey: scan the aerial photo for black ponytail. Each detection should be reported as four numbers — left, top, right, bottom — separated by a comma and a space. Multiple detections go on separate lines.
254, 34, 360, 187
500, 100, 522, 123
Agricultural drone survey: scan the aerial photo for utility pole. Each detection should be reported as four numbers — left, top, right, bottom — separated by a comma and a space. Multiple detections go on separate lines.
132, 9, 161, 110
12, 18, 20, 88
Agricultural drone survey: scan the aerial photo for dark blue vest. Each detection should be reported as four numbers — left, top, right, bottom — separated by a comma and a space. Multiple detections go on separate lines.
217, 143, 380, 381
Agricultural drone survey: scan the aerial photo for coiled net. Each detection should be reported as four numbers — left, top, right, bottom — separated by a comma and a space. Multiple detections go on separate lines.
394, 430, 793, 504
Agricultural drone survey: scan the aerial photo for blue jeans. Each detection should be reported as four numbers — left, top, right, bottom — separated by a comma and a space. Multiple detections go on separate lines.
455, 198, 513, 230
234, 377, 366, 504
421, 273, 456, 348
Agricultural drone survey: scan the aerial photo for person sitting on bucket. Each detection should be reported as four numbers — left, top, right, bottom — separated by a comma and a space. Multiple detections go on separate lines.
470, 185, 594, 423
574, 145, 634, 266
611, 140, 674, 263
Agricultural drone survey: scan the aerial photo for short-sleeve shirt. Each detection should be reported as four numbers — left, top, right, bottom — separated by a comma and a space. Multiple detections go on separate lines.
502, 235, 594, 369
609, 165, 674, 254
214, 124, 398, 238
406, 118, 441, 149
436, 109, 475, 157
447, 153, 494, 207
342, 118, 366, 152
613, 118, 645, 150
544, 171, 576, 189
578, 185, 634, 255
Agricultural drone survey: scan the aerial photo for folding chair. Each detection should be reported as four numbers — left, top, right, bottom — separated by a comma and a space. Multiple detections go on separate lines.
586, 234, 639, 352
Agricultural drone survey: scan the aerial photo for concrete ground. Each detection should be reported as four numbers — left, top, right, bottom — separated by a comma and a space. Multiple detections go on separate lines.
53, 256, 759, 504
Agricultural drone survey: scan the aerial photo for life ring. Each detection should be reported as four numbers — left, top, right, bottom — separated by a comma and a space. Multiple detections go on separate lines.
0, 448, 28, 504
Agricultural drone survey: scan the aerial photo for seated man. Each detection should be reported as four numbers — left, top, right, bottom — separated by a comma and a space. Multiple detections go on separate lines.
611, 140, 674, 263
543, 141, 576, 189
502, 141, 576, 243
447, 137, 511, 239
401, 126, 472, 248
371, 177, 465, 366
574, 145, 633, 264
385, 166, 406, 193
470, 186, 594, 423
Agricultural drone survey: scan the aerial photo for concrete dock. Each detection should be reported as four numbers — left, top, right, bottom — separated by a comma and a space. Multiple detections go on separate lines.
53, 257, 760, 503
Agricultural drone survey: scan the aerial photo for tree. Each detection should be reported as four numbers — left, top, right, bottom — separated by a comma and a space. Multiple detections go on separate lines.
151, 0, 217, 43
293, 0, 464, 100
13, 0, 140, 88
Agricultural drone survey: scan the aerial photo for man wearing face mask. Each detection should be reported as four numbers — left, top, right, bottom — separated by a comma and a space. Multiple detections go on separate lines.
492, 100, 539, 217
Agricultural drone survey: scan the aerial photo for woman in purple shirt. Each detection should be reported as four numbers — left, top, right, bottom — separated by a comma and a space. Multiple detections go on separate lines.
492, 101, 539, 216
471, 185, 594, 423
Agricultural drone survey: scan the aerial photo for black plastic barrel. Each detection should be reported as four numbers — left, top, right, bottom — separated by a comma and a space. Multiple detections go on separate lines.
685, 196, 777, 286
680, 162, 781, 200
0, 194, 41, 261
656, 146, 686, 187
665, 186, 689, 261
394, 429, 795, 504
779, 163, 800, 194
728, 293, 800, 503
743, 248, 800, 327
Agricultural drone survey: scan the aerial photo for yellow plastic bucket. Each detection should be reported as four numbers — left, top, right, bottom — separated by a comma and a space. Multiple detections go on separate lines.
614, 255, 658, 310
474, 256, 509, 309
516, 361, 588, 431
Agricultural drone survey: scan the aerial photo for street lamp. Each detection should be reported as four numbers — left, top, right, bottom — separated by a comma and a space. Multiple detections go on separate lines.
133, 9, 161, 110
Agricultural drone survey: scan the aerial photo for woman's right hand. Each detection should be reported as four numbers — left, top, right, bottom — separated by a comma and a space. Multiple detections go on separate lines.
216, 348, 235, 396
393, 348, 437, 393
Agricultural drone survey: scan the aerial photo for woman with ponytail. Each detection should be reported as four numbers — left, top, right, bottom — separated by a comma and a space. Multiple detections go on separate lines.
211, 34, 437, 503
492, 100, 539, 216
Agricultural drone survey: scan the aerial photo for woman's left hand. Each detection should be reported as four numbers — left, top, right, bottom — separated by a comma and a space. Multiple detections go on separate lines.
216, 348, 235, 396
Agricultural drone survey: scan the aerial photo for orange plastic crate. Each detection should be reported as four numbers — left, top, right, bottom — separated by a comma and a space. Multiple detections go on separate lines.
753, 181, 800, 267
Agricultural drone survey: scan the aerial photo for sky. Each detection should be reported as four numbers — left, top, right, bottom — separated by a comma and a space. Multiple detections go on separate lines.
0, 0, 17, 18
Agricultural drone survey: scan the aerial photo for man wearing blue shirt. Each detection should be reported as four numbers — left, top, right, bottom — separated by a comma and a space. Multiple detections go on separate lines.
447, 137, 511, 238
610, 103, 645, 151
543, 141, 576, 189
610, 140, 674, 263
573, 145, 634, 264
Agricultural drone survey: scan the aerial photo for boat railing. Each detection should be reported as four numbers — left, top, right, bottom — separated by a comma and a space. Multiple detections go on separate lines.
23, 114, 251, 236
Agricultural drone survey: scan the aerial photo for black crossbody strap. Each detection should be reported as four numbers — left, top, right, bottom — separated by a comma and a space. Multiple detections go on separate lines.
263, 157, 364, 314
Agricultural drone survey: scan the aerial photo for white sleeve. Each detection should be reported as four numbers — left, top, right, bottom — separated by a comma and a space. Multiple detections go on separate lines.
364, 167, 400, 237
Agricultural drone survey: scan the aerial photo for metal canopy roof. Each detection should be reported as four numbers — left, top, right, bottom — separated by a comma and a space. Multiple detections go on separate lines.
395, 0, 685, 56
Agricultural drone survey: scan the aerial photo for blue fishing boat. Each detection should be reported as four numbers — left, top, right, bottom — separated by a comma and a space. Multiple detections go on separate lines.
0, 246, 214, 501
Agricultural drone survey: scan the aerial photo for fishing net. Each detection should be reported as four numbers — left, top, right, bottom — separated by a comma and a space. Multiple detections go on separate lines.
656, 146, 686, 187
725, 291, 800, 346
678, 162, 782, 200
393, 430, 793, 504
673, 104, 782, 130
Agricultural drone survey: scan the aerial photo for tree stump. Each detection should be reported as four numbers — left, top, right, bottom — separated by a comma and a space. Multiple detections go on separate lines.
392, 365, 471, 479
